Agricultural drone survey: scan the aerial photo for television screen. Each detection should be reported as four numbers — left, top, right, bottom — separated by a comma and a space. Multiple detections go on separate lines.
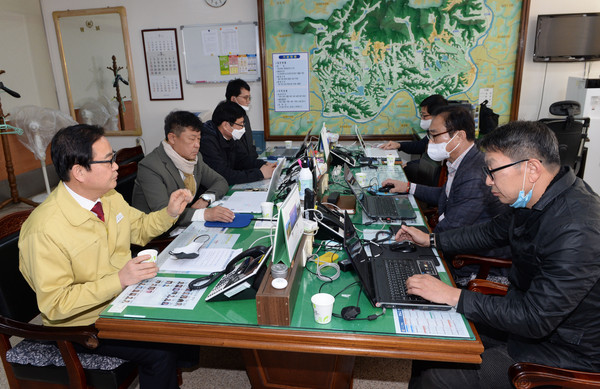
533, 13, 600, 62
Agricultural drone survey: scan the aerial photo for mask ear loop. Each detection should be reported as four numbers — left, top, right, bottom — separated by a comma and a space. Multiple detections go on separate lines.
446, 132, 461, 155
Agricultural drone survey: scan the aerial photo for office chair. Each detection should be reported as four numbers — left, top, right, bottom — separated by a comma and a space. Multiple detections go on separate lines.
539, 100, 590, 177
0, 210, 138, 389
115, 146, 144, 205
467, 279, 600, 388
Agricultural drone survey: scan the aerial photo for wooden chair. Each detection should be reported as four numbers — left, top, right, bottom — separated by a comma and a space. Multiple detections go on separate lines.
115, 145, 143, 166
0, 210, 138, 389
467, 279, 600, 388
452, 254, 512, 280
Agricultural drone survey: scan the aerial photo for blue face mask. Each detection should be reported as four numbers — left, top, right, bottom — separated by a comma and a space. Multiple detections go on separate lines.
510, 162, 535, 208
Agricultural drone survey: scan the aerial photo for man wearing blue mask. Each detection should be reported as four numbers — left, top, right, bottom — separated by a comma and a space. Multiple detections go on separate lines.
383, 105, 508, 281
396, 121, 600, 388
200, 101, 276, 185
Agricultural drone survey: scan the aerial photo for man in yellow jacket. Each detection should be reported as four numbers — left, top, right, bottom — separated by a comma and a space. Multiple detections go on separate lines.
19, 124, 193, 389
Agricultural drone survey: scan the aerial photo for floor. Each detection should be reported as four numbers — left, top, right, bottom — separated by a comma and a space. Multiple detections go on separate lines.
0, 199, 411, 388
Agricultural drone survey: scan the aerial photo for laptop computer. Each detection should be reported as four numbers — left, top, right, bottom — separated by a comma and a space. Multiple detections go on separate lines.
222, 158, 286, 213
343, 212, 450, 310
343, 164, 416, 220
270, 127, 314, 159
354, 125, 399, 159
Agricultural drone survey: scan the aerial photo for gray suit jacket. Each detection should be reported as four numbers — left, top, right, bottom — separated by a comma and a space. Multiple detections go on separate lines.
132, 143, 229, 226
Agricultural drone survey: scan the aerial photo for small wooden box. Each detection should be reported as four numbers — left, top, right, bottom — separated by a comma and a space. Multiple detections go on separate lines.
256, 236, 306, 326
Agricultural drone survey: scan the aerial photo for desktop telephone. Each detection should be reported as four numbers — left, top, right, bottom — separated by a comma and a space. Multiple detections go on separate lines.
189, 245, 269, 291
315, 203, 344, 242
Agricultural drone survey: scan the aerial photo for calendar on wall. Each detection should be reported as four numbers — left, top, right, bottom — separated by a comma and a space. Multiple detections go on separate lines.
141, 28, 184, 100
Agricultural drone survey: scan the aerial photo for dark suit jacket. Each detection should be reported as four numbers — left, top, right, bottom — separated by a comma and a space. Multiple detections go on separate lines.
132, 143, 229, 226
239, 113, 258, 160
200, 120, 266, 185
414, 145, 507, 234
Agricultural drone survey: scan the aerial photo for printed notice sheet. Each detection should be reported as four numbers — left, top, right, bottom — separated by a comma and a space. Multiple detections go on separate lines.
109, 277, 204, 312
393, 309, 470, 338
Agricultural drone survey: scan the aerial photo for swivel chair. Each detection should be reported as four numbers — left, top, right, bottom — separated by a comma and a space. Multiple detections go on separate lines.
539, 100, 590, 177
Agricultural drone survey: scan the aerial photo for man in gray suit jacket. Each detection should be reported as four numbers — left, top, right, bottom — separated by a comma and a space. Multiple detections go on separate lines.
132, 111, 234, 226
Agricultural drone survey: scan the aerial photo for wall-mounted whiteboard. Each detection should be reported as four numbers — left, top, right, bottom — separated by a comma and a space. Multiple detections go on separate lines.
180, 22, 260, 84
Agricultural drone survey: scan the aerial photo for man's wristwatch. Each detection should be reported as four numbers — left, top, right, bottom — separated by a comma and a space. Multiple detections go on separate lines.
200, 193, 214, 206
429, 233, 436, 248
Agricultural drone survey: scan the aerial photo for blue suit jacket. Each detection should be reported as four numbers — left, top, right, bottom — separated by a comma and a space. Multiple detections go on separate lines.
414, 145, 507, 234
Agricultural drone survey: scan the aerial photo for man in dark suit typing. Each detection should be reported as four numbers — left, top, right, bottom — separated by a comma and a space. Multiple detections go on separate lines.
383, 106, 508, 280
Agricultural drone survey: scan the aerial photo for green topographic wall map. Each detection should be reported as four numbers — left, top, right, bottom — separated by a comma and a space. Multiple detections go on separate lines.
263, 0, 522, 138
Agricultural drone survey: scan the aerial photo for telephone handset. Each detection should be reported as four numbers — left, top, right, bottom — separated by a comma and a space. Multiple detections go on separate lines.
189, 245, 270, 291
315, 203, 344, 242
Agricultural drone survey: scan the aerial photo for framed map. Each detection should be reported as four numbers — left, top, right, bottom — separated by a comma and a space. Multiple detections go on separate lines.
258, 0, 529, 140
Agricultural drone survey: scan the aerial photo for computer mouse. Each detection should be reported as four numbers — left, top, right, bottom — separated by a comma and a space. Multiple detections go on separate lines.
389, 241, 416, 253
378, 184, 394, 193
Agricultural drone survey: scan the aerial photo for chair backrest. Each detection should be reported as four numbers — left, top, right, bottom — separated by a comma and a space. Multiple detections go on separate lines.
115, 161, 138, 205
115, 145, 143, 166
539, 117, 589, 175
0, 210, 39, 323
414, 153, 446, 187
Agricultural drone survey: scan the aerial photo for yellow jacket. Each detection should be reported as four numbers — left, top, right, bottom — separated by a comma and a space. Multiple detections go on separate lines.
19, 183, 177, 326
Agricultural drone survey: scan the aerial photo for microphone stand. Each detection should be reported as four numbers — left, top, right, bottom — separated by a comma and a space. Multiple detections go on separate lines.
0, 70, 38, 209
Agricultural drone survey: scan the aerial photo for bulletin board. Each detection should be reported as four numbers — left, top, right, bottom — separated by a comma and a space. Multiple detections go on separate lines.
180, 22, 260, 84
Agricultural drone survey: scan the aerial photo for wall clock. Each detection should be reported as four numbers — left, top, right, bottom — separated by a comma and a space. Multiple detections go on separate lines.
205, 0, 227, 7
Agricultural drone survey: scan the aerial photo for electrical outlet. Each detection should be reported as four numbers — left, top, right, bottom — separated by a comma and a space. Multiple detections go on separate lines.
135, 137, 142, 146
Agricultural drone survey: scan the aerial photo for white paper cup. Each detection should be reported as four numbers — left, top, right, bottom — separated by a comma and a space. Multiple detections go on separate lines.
138, 249, 158, 263
285, 140, 293, 149
355, 172, 368, 187
261, 201, 274, 218
386, 154, 396, 168
311, 293, 335, 324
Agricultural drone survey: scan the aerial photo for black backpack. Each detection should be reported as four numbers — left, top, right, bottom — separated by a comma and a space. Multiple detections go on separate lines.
479, 100, 499, 135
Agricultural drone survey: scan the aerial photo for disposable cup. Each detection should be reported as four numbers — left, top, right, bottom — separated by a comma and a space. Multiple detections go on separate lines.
285, 140, 293, 149
261, 201, 274, 219
138, 249, 158, 263
311, 293, 335, 324
386, 154, 396, 168
355, 172, 368, 187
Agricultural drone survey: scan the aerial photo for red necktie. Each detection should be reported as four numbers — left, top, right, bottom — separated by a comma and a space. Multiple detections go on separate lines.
91, 201, 105, 222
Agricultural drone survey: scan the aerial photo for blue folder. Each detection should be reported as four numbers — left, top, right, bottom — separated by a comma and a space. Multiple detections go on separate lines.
204, 213, 254, 228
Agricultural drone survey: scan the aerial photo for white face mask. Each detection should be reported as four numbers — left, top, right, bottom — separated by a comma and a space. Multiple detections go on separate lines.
238, 103, 250, 112
231, 127, 246, 140
420, 119, 432, 130
427, 133, 460, 161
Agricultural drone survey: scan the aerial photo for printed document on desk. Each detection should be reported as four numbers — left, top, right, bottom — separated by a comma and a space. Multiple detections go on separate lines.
108, 277, 205, 312
393, 309, 470, 338
160, 248, 242, 274
221, 191, 267, 213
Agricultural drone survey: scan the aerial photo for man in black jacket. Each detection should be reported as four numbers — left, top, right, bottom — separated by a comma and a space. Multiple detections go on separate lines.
226, 78, 258, 160
396, 121, 600, 388
200, 101, 276, 185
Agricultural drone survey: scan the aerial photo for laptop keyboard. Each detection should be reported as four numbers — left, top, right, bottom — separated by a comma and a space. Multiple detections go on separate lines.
384, 259, 437, 302
366, 196, 401, 218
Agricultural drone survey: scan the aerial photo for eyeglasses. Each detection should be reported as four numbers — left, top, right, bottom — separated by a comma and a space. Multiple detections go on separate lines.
482, 159, 529, 180
426, 130, 450, 141
237, 95, 251, 102
89, 151, 117, 165
229, 121, 245, 128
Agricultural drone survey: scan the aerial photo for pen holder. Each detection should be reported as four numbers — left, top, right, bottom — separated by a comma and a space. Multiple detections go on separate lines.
256, 235, 306, 326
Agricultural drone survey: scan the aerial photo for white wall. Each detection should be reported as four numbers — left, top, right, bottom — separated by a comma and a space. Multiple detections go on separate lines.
0, 0, 58, 113
39, 0, 262, 152
38, 0, 600, 153
517, 0, 600, 119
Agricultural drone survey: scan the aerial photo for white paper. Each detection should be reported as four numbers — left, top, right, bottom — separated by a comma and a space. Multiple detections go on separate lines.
109, 277, 204, 310
201, 29, 219, 56
221, 191, 267, 213
220, 26, 239, 54
273, 52, 310, 112
160, 248, 242, 274
393, 308, 470, 338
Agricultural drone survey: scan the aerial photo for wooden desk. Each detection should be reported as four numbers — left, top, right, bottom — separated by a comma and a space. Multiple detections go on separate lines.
97, 167, 483, 388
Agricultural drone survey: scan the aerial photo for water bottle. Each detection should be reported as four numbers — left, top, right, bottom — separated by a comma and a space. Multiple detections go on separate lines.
298, 160, 313, 201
